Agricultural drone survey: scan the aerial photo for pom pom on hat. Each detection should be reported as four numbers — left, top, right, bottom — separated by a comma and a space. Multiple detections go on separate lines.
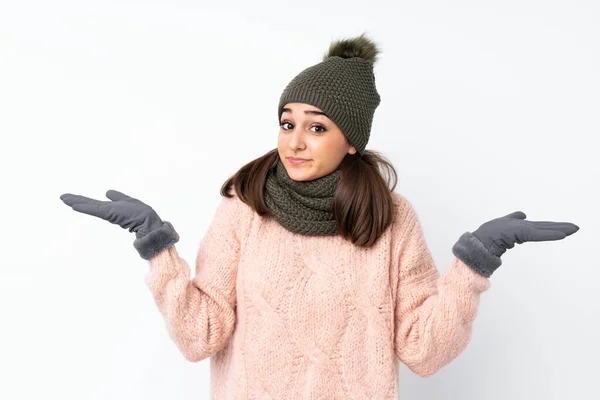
322, 32, 381, 63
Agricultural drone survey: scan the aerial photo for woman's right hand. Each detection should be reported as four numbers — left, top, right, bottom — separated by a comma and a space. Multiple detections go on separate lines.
60, 189, 165, 238
60, 189, 180, 260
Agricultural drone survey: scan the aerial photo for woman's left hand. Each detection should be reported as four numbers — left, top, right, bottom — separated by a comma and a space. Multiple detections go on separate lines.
472, 211, 579, 258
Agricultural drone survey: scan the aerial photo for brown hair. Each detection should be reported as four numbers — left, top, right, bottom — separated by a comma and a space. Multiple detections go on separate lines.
220, 148, 398, 248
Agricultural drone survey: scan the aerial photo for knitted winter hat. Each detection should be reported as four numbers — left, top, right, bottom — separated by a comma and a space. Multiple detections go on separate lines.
277, 32, 382, 156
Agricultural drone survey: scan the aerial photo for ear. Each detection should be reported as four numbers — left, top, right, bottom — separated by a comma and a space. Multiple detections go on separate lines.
348, 145, 357, 155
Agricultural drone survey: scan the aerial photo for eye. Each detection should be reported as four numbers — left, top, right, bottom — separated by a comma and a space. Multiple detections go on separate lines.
279, 121, 292, 130
311, 124, 327, 134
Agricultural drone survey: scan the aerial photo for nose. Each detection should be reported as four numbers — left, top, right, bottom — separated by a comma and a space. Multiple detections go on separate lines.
288, 129, 306, 151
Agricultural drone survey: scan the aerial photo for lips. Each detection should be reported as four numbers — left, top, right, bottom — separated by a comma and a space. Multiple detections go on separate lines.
287, 157, 310, 164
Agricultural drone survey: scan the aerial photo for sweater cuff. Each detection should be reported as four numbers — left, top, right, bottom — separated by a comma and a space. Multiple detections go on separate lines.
451, 231, 501, 278
133, 220, 180, 261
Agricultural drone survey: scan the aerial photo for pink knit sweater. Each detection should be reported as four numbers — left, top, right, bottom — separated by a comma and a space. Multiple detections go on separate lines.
144, 191, 491, 399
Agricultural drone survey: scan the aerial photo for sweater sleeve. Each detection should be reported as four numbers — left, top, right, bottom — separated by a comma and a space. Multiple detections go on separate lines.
391, 194, 491, 377
143, 193, 252, 362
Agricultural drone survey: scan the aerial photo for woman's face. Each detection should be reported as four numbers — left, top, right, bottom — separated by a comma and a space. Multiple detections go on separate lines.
278, 102, 356, 181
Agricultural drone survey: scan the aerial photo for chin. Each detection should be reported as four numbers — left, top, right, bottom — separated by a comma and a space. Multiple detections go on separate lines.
287, 170, 309, 181
284, 166, 313, 181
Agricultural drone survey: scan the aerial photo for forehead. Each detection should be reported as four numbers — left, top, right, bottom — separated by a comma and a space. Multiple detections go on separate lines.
284, 102, 322, 111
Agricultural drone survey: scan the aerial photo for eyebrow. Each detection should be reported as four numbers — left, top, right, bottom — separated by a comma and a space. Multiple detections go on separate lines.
281, 107, 330, 119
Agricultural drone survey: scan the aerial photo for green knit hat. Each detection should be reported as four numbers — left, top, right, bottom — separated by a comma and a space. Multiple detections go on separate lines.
277, 33, 382, 156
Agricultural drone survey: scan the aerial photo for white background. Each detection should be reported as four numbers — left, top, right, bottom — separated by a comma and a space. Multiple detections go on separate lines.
1, 0, 598, 399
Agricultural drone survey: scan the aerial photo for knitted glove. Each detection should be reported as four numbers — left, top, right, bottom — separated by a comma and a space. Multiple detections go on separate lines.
60, 189, 179, 260
452, 211, 579, 278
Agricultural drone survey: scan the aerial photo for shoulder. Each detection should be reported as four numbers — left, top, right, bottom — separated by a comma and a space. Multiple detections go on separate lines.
391, 191, 418, 223
215, 189, 256, 238
216, 190, 255, 221
390, 191, 422, 241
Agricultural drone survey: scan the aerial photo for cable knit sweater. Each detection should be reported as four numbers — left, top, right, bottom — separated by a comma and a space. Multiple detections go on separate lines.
143, 191, 491, 399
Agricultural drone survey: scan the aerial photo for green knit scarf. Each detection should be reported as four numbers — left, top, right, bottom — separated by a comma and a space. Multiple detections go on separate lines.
264, 158, 340, 236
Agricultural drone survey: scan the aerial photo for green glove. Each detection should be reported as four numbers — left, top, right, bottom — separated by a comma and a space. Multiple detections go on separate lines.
452, 211, 579, 278
60, 189, 179, 260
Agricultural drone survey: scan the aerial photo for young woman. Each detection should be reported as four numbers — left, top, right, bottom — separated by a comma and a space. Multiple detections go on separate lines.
60, 33, 579, 398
